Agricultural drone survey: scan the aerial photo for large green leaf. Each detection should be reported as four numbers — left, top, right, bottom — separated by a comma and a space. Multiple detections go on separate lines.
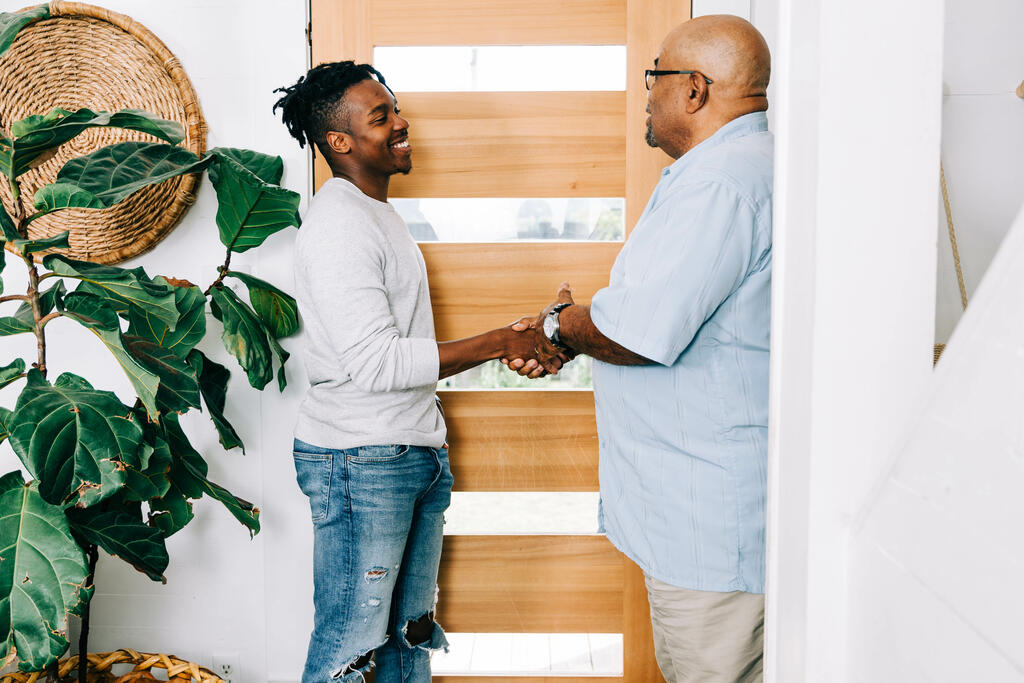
148, 491, 193, 538
268, 334, 290, 392
208, 147, 283, 185
8, 108, 185, 180
207, 152, 300, 253
0, 305, 33, 336
63, 293, 161, 421
126, 279, 206, 358
123, 336, 201, 414
0, 137, 10, 193
147, 415, 201, 537
209, 285, 273, 390
0, 359, 24, 390
172, 452, 259, 536
10, 108, 182, 142
121, 433, 172, 502
0, 408, 11, 445
67, 506, 168, 583
0, 204, 17, 242
223, 270, 298, 339
0, 471, 91, 672
28, 184, 104, 213
13, 230, 69, 256
149, 415, 259, 537
195, 468, 261, 537
9, 370, 144, 507
62, 291, 119, 330
0, 7, 48, 60
35, 280, 66, 316
33, 143, 212, 214
160, 414, 209, 491
45, 255, 178, 332
187, 350, 243, 452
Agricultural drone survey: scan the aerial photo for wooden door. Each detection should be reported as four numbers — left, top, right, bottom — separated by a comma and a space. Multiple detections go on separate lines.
310, 1, 691, 679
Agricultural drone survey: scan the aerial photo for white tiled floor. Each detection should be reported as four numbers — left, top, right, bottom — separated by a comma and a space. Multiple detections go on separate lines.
431, 633, 623, 676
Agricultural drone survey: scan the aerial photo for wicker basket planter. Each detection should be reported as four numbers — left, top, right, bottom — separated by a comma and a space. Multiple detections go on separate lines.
1, 650, 224, 683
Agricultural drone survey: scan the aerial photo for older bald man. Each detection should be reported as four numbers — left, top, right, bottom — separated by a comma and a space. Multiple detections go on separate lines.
510, 15, 773, 682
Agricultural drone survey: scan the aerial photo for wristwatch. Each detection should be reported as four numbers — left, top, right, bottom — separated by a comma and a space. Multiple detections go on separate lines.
543, 302, 573, 350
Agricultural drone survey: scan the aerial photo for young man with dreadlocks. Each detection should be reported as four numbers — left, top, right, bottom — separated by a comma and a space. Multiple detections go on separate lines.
274, 62, 560, 682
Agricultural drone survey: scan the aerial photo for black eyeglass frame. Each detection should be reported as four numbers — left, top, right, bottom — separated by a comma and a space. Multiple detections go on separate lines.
644, 69, 714, 90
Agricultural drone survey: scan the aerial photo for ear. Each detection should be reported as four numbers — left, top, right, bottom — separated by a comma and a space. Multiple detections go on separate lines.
684, 72, 710, 114
325, 130, 352, 155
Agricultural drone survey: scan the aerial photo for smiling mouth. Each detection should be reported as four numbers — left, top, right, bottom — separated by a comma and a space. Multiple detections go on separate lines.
390, 140, 410, 149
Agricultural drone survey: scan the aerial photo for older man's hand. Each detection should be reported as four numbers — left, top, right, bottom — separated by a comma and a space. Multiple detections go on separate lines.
502, 283, 576, 378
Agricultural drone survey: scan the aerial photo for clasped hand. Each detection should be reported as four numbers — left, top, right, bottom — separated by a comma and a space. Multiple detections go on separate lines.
500, 282, 576, 379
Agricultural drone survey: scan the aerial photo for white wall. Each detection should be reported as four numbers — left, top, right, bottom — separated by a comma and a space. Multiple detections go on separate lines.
0, 2, 311, 680
768, 0, 1024, 681
849, 204, 1024, 682
847, 1, 1024, 679
766, 0, 944, 681
935, 0, 1024, 343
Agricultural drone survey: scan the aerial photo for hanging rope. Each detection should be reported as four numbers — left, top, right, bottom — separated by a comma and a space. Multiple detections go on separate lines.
939, 162, 969, 311
934, 162, 969, 364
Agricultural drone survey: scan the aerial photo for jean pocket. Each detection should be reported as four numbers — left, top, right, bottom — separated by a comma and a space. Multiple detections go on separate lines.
293, 452, 332, 522
347, 444, 411, 463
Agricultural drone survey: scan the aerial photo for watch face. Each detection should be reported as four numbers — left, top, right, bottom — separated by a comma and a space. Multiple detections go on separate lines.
543, 313, 557, 339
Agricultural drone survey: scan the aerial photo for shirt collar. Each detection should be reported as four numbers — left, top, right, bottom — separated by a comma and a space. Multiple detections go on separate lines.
660, 111, 769, 178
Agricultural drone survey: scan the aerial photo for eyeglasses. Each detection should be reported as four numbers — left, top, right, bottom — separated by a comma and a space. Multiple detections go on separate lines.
645, 69, 714, 90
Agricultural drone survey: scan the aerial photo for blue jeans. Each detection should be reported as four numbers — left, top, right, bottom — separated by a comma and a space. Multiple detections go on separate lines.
293, 440, 453, 682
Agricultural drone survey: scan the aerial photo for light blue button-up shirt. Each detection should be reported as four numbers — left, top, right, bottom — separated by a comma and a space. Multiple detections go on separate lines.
591, 112, 772, 593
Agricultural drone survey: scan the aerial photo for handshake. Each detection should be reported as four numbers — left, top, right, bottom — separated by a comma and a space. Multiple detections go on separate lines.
498, 282, 577, 379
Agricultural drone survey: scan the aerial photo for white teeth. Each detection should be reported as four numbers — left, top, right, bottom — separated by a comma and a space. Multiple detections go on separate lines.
391, 140, 409, 148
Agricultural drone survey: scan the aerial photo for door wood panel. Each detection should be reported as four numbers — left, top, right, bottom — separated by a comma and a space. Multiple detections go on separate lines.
388, 92, 626, 199
438, 535, 624, 632
369, 0, 627, 46
421, 242, 617, 341
439, 390, 598, 491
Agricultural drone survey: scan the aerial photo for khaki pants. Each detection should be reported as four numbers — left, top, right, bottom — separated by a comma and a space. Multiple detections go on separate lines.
644, 574, 764, 683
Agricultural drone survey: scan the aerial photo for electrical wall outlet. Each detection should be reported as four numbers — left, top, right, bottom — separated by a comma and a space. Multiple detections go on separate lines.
212, 653, 239, 683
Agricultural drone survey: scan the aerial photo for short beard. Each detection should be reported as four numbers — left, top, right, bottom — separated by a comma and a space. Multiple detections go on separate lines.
645, 121, 658, 148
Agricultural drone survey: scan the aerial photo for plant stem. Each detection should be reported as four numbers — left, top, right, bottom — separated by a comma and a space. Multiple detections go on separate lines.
77, 544, 99, 683
25, 260, 47, 376
203, 247, 233, 296
0, 294, 29, 304
11, 183, 26, 239
12, 182, 48, 377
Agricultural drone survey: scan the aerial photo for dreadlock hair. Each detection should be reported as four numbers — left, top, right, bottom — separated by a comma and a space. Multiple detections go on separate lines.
272, 61, 393, 158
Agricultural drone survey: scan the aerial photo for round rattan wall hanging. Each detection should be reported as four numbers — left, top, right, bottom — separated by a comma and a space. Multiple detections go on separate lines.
0, 1, 206, 264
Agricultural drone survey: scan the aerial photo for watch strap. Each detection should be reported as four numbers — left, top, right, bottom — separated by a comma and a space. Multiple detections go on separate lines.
548, 302, 573, 348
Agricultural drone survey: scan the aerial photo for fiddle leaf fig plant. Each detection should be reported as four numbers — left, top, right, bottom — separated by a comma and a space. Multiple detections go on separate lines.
0, 7, 301, 677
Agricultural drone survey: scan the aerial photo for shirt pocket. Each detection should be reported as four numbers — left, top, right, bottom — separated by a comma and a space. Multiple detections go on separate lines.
293, 452, 333, 523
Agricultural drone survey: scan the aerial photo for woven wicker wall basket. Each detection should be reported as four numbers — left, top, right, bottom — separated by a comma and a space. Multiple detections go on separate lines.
0, 649, 224, 682
0, 1, 206, 264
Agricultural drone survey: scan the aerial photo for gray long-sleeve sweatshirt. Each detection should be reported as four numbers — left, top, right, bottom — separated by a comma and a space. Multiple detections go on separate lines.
293, 177, 446, 449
